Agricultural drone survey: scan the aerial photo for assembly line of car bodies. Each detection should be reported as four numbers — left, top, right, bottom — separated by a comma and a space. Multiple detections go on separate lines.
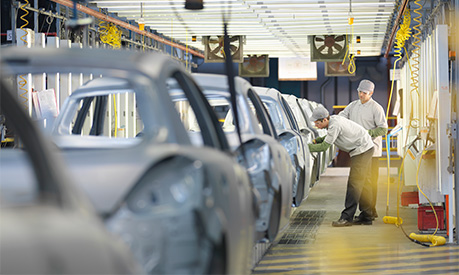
0, 48, 335, 275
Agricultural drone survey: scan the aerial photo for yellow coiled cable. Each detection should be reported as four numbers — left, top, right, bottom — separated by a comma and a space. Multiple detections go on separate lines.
409, 0, 443, 245
385, 10, 411, 216
386, 2, 443, 246
99, 19, 121, 49
410, 0, 423, 109
414, 150, 444, 246
18, 0, 30, 111
342, 17, 356, 74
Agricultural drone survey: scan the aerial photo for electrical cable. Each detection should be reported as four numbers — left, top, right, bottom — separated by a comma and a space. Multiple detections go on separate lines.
18, 0, 31, 112
384, 9, 411, 218
410, 0, 423, 126
412, 148, 445, 246
383, 3, 444, 246
98, 10, 121, 49
401, 0, 445, 247
342, 0, 356, 74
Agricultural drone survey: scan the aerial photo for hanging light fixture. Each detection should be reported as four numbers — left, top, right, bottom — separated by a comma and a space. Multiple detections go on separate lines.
185, 0, 204, 10
138, 2, 145, 30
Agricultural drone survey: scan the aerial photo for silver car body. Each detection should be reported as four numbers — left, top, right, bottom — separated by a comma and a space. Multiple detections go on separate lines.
183, 73, 294, 241
0, 48, 255, 275
282, 94, 321, 187
0, 79, 142, 274
254, 87, 310, 207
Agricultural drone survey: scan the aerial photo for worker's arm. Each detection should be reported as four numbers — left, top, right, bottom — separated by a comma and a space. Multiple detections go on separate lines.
338, 105, 350, 119
308, 141, 331, 152
368, 127, 388, 138
312, 135, 326, 144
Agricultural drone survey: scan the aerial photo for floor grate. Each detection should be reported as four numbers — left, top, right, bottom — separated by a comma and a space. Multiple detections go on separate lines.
276, 210, 325, 245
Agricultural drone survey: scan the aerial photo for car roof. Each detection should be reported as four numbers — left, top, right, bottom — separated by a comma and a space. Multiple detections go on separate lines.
192, 73, 253, 97
0, 47, 185, 82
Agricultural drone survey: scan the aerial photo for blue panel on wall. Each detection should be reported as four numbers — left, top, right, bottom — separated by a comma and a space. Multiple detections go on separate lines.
265, 58, 279, 90
191, 56, 390, 113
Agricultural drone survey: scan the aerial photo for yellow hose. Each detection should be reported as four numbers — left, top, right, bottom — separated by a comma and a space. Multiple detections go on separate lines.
409, 233, 446, 247
385, 10, 411, 217
384, 1, 443, 247
406, 0, 444, 247
18, 0, 30, 111
342, 16, 356, 74
410, 0, 422, 104
414, 150, 443, 246
99, 16, 121, 49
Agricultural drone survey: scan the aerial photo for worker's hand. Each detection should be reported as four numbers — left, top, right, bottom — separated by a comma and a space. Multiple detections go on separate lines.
368, 129, 375, 137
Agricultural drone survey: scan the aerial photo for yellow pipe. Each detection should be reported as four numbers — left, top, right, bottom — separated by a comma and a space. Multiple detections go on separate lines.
383, 216, 403, 226
409, 233, 446, 247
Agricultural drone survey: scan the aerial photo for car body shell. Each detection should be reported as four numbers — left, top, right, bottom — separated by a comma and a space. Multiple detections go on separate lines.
0, 48, 255, 275
0, 77, 142, 275
253, 87, 311, 207
182, 73, 294, 241
282, 94, 321, 188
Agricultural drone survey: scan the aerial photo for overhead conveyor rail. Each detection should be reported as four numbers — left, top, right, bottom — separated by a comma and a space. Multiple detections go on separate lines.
9, 0, 204, 63
50, 0, 205, 58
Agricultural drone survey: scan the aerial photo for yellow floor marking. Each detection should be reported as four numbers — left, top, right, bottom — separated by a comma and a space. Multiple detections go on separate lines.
357, 258, 459, 270
380, 264, 459, 274
256, 251, 459, 269
266, 244, 457, 258
270, 243, 457, 252
253, 264, 459, 275
254, 259, 459, 274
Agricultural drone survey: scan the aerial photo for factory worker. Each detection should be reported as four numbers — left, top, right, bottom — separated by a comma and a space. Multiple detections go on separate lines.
308, 106, 374, 227
339, 79, 388, 221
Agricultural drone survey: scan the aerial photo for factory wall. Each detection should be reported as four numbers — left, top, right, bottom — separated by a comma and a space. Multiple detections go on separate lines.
194, 56, 393, 115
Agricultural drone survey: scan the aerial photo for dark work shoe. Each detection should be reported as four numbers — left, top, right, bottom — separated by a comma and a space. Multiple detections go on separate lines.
332, 218, 352, 227
371, 210, 378, 220
353, 216, 373, 225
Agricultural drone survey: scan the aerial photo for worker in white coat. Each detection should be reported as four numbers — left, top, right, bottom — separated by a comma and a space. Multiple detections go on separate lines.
308, 106, 374, 227
339, 79, 388, 221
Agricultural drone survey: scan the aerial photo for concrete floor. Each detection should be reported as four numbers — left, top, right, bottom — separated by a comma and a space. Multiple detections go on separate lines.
253, 167, 459, 274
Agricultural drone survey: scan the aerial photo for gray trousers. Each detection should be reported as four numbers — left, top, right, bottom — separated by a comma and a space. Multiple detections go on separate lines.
358, 157, 379, 217
340, 147, 374, 221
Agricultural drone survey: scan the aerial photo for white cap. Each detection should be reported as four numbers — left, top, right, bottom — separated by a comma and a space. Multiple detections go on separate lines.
311, 106, 329, 121
357, 79, 375, 94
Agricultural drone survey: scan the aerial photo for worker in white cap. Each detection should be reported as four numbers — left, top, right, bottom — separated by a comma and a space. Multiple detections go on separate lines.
309, 106, 374, 227
339, 79, 388, 222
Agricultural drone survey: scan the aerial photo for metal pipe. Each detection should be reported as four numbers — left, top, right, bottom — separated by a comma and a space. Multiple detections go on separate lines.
49, 0, 204, 58
348, 78, 352, 103
11, 1, 18, 43
320, 77, 332, 107
301, 81, 308, 99
56, 3, 61, 38
384, 0, 410, 58
34, 0, 38, 33
334, 77, 338, 106
23, 5, 67, 21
